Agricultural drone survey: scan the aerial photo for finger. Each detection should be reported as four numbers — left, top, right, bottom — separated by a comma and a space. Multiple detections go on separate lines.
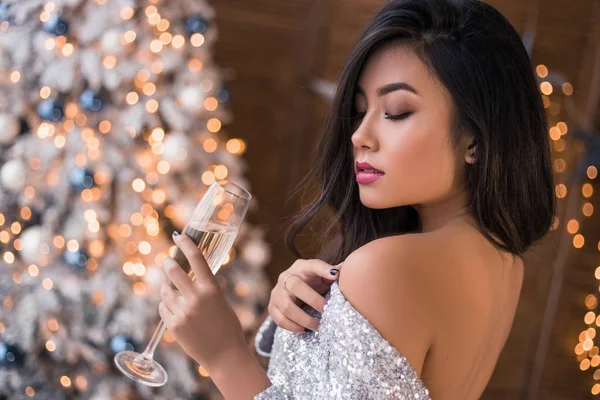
276, 293, 321, 331
307, 259, 343, 281
283, 274, 328, 313
285, 259, 343, 283
159, 301, 175, 328
172, 231, 216, 286
270, 304, 318, 334
160, 282, 184, 312
162, 255, 195, 298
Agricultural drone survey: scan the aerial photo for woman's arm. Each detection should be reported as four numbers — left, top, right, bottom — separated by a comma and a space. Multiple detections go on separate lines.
208, 344, 276, 400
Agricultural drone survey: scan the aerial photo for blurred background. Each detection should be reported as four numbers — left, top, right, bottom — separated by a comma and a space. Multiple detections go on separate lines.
0, 0, 599, 399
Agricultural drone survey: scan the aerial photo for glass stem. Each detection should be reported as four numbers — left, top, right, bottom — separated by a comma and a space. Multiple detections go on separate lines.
139, 320, 167, 361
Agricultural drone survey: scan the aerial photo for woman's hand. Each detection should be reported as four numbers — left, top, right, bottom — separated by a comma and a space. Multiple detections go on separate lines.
159, 231, 247, 370
269, 259, 343, 333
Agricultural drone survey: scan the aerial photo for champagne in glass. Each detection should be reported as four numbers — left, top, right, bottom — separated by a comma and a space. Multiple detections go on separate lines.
114, 179, 251, 387
171, 221, 238, 279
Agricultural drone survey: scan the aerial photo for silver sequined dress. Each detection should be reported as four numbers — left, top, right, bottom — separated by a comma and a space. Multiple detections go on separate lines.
253, 280, 431, 399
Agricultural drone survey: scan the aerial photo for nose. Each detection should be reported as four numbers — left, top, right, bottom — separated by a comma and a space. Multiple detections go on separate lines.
351, 115, 378, 151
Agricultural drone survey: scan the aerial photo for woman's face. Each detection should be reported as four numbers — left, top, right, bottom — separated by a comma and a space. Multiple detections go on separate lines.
351, 43, 473, 210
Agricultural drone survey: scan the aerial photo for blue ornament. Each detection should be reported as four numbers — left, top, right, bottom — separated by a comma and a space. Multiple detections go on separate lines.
0, 342, 24, 368
63, 249, 88, 270
79, 89, 103, 112
37, 99, 64, 122
216, 86, 230, 103
69, 167, 96, 191
43, 15, 69, 36
110, 335, 138, 354
185, 14, 208, 35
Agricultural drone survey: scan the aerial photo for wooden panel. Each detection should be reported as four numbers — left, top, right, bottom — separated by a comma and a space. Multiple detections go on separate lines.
212, 0, 331, 284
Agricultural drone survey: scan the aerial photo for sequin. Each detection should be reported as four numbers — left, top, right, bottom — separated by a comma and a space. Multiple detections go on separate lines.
253, 281, 431, 399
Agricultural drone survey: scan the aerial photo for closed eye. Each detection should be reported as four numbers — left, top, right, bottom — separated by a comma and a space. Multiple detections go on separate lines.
353, 112, 413, 121
385, 112, 412, 121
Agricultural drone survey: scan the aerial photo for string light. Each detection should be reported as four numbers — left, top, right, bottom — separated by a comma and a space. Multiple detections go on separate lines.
60, 376, 71, 388
123, 30, 136, 44
102, 55, 117, 69
120, 7, 134, 20
99, 120, 111, 133
10, 70, 21, 83
157, 160, 170, 174
150, 39, 163, 53
189, 58, 203, 72
150, 127, 164, 142
28, 265, 39, 277
145, 5, 157, 17
146, 99, 159, 113
3, 252, 15, 264
126, 91, 139, 105
62, 43, 74, 57
191, 33, 204, 47
48, 318, 59, 332
42, 278, 53, 290
203, 138, 218, 153
75, 376, 88, 391
133, 282, 146, 295
138, 241, 151, 255
536, 64, 548, 78
201, 171, 216, 185
171, 34, 185, 48
157, 19, 170, 31
132, 178, 146, 192
46, 340, 56, 352
123, 262, 135, 275
159, 32, 172, 45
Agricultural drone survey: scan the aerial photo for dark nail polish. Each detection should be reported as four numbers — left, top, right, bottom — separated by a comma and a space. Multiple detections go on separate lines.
330, 268, 339, 276
173, 231, 180, 237
304, 328, 312, 333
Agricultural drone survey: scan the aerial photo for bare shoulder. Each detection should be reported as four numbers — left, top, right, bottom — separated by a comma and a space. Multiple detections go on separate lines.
337, 223, 524, 395
337, 232, 448, 376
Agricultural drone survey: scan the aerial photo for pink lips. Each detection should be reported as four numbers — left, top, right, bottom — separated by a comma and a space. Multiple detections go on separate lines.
355, 161, 384, 184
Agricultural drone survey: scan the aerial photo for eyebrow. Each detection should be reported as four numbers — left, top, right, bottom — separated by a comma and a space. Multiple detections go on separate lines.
355, 82, 418, 97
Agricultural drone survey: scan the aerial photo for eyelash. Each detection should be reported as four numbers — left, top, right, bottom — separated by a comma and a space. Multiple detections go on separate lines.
354, 112, 412, 121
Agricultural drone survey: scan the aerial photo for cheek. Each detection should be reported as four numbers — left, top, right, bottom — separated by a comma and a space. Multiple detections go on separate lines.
384, 131, 455, 201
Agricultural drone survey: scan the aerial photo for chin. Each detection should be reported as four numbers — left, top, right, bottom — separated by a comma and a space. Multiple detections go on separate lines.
358, 191, 388, 209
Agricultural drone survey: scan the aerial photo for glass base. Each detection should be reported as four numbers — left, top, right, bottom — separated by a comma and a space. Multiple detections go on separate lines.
114, 351, 168, 387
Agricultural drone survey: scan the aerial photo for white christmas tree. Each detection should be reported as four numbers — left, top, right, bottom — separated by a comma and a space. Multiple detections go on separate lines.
0, 0, 272, 398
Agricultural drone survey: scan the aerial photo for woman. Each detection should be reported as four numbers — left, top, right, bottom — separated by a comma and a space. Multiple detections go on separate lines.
158, 0, 557, 398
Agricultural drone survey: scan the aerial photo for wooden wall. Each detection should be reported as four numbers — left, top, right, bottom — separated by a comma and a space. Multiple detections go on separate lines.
211, 1, 600, 398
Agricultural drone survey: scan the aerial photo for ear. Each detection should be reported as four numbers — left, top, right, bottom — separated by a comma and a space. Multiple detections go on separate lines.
465, 139, 478, 164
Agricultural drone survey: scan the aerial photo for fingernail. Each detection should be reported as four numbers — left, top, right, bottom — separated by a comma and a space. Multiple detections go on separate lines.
304, 328, 312, 333
173, 230, 180, 237
330, 268, 339, 276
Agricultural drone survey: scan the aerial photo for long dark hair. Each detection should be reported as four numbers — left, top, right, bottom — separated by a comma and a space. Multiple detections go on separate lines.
284, 0, 557, 263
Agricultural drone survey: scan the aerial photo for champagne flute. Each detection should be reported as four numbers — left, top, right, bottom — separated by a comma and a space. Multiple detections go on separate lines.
114, 179, 252, 387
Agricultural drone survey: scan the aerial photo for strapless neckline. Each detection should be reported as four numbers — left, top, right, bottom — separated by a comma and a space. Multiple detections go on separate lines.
327, 280, 429, 391
254, 279, 432, 399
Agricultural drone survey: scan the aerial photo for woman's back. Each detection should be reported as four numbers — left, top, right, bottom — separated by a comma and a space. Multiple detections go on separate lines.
332, 218, 524, 399
417, 220, 524, 398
